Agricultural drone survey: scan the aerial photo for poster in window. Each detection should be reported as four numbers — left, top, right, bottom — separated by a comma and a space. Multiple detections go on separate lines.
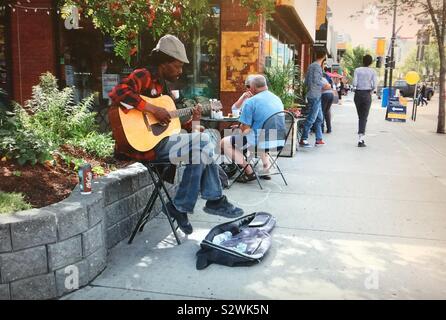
102, 74, 120, 99
65, 65, 74, 86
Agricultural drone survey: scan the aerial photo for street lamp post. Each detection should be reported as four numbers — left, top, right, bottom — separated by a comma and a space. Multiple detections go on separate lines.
388, 0, 398, 94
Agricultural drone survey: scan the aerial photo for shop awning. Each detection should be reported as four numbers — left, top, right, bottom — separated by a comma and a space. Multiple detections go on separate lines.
274, 3, 314, 44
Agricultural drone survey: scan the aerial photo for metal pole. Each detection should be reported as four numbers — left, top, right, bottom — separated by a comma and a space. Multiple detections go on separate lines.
388, 0, 398, 97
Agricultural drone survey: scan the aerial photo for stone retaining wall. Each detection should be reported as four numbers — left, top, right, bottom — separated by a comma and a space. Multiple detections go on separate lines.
0, 163, 176, 300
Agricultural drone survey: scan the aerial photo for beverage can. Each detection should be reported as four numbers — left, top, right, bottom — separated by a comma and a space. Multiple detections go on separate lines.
78, 163, 92, 194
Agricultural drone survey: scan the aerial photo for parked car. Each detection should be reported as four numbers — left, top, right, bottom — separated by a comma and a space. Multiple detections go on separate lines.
376, 80, 434, 100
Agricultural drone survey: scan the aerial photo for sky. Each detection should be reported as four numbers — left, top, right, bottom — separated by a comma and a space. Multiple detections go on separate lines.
328, 0, 422, 49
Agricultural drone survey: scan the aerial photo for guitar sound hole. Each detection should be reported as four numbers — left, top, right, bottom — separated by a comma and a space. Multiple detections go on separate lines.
151, 124, 168, 136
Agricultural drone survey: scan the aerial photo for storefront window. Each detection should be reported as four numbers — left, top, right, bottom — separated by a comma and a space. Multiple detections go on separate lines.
266, 26, 296, 70
0, 4, 9, 93
180, 5, 220, 99
271, 36, 278, 68
59, 21, 131, 106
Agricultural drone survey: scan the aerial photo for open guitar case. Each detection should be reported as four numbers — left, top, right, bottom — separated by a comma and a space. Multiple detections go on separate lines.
196, 212, 276, 270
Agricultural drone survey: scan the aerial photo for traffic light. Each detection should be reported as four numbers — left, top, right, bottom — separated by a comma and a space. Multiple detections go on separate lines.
376, 56, 382, 68
384, 56, 395, 69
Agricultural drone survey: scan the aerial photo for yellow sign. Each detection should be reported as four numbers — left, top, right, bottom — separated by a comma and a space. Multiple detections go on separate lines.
387, 112, 406, 120
405, 71, 420, 85
316, 0, 328, 30
376, 39, 386, 56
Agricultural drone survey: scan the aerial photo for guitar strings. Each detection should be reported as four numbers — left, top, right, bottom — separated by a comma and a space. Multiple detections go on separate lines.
169, 104, 212, 118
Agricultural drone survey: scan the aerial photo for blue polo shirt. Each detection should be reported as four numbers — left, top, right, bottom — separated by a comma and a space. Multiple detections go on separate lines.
239, 90, 285, 148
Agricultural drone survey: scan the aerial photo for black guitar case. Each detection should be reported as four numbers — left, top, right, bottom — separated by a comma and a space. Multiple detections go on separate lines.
196, 212, 276, 270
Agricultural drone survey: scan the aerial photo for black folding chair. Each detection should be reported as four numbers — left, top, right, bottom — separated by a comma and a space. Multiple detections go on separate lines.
229, 111, 295, 190
128, 162, 182, 245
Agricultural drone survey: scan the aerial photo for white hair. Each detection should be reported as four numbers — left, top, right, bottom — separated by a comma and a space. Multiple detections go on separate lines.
248, 74, 267, 89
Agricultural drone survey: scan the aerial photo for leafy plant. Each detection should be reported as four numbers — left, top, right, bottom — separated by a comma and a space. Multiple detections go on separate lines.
265, 63, 305, 108
0, 73, 115, 165
12, 171, 22, 177
340, 46, 373, 81
58, 152, 85, 171
0, 104, 55, 165
67, 132, 115, 159
92, 165, 106, 176
240, 0, 275, 26
0, 192, 32, 214
59, 0, 275, 64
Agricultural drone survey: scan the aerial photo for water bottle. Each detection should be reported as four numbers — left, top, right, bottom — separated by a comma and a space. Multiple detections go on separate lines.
210, 99, 216, 119
233, 242, 247, 253
212, 231, 232, 245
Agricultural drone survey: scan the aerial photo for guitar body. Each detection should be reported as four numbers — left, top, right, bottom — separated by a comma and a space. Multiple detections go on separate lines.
109, 95, 181, 153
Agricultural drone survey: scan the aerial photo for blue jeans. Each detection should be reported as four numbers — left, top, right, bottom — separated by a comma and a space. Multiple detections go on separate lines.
302, 97, 323, 141
154, 132, 223, 213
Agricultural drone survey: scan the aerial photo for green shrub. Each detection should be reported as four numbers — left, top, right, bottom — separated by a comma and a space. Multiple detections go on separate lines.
67, 132, 115, 159
0, 72, 115, 165
265, 63, 306, 108
0, 105, 54, 165
0, 192, 32, 214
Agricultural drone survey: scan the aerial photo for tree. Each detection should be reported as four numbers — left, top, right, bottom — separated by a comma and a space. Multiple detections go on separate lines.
59, 0, 276, 65
400, 43, 440, 81
373, 0, 445, 134
341, 46, 373, 81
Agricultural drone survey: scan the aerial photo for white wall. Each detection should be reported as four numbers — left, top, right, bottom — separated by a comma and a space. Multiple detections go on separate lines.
293, 0, 317, 42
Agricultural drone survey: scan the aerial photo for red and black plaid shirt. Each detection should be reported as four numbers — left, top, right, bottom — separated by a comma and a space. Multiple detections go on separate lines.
108, 67, 193, 161
108, 68, 166, 111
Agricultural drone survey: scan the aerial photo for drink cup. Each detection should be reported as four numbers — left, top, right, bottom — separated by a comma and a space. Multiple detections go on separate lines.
232, 109, 240, 117
171, 90, 180, 100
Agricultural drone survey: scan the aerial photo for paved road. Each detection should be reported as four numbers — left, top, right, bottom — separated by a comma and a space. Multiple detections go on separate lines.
64, 94, 446, 300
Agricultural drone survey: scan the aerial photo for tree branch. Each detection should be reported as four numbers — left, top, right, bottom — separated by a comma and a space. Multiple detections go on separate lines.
442, 0, 446, 45
427, 0, 443, 49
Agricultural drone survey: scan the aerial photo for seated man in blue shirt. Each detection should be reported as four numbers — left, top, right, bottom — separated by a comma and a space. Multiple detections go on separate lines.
220, 74, 284, 182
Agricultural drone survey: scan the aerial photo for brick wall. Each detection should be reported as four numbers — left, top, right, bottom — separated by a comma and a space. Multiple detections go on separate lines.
10, 0, 56, 105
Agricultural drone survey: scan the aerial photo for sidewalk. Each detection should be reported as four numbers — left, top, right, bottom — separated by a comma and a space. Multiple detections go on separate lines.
64, 93, 446, 300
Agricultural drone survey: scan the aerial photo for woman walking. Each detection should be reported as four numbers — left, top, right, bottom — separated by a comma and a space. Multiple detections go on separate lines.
321, 67, 334, 133
353, 54, 378, 147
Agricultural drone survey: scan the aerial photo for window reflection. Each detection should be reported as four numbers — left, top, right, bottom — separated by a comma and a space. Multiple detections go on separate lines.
0, 5, 8, 92
179, 5, 220, 99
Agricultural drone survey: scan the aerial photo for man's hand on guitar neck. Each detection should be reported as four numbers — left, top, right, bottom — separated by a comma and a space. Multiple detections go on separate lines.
192, 104, 202, 121
191, 104, 203, 132
144, 102, 171, 125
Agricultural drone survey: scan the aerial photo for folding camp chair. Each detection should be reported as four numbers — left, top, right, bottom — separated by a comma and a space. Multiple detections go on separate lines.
128, 162, 182, 245
229, 111, 295, 190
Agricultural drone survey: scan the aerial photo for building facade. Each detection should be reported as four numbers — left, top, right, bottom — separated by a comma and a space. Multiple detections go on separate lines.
3, 0, 316, 114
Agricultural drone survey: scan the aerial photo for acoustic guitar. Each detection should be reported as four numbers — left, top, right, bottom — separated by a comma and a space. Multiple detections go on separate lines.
108, 95, 219, 153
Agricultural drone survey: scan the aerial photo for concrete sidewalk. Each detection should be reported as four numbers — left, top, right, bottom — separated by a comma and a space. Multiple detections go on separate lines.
64, 94, 446, 300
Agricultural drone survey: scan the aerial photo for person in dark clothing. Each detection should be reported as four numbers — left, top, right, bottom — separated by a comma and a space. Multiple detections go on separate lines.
337, 80, 344, 104
109, 35, 243, 235
322, 67, 334, 133
418, 84, 428, 106
352, 54, 378, 147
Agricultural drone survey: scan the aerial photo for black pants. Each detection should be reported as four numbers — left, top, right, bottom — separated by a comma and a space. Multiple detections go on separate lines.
354, 90, 372, 135
321, 93, 334, 132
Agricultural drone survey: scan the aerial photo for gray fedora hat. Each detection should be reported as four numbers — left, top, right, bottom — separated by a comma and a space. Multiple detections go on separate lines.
152, 35, 189, 64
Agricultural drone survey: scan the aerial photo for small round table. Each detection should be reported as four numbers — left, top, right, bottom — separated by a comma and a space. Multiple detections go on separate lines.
200, 116, 241, 141
201, 116, 240, 130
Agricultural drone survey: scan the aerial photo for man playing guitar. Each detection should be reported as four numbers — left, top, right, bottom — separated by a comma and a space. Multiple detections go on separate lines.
109, 35, 243, 235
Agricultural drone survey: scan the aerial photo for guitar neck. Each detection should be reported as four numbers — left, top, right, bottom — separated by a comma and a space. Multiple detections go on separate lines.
169, 105, 212, 118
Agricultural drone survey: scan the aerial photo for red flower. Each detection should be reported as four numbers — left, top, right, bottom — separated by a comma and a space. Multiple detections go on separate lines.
129, 47, 138, 56
172, 5, 182, 20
